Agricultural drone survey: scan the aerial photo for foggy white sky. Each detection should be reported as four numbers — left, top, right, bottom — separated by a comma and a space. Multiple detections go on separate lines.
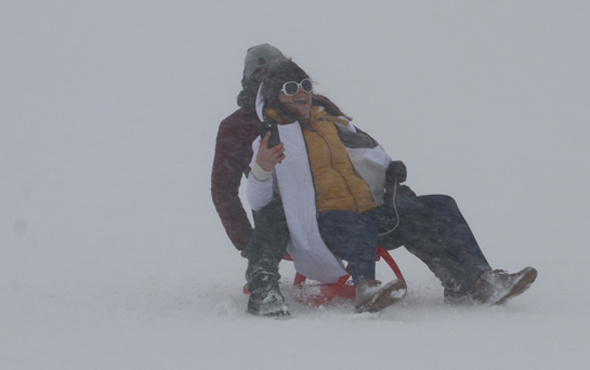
1, 1, 589, 369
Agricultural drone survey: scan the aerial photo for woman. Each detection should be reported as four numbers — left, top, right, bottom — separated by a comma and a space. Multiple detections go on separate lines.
246, 60, 537, 316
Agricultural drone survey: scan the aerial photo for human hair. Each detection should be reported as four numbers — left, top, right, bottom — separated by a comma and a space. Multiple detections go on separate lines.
313, 94, 352, 121
261, 60, 351, 123
237, 53, 289, 111
236, 72, 264, 111
260, 60, 308, 122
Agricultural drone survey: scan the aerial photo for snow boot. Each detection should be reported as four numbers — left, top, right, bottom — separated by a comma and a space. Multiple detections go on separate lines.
474, 267, 538, 305
247, 274, 290, 317
355, 279, 406, 313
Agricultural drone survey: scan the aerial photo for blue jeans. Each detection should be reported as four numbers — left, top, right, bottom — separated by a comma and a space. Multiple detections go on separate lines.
318, 195, 491, 295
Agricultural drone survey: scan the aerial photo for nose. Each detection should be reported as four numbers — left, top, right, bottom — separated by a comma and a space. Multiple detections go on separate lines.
294, 86, 309, 98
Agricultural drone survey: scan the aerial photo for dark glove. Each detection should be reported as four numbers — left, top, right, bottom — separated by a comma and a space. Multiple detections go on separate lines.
240, 247, 249, 259
396, 184, 417, 199
386, 160, 407, 184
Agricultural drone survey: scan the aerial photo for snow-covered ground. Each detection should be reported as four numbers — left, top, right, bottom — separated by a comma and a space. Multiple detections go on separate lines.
2, 1, 589, 369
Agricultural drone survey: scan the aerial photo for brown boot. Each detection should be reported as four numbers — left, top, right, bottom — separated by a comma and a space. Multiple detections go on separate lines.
355, 279, 407, 313
474, 267, 538, 305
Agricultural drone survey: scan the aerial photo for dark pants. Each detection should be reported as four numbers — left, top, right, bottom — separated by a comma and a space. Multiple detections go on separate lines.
245, 201, 290, 292
319, 195, 491, 295
246, 195, 491, 297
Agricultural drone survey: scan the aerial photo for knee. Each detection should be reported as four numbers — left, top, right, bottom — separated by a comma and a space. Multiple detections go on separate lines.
255, 201, 286, 226
418, 195, 461, 222
429, 194, 458, 209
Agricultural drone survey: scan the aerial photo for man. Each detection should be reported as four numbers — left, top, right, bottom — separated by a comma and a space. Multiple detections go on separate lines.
211, 44, 414, 316
211, 44, 285, 256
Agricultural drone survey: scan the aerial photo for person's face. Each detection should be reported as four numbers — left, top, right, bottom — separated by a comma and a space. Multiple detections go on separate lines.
278, 79, 312, 119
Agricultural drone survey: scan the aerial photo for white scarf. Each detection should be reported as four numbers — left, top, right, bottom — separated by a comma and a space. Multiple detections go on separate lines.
247, 84, 391, 283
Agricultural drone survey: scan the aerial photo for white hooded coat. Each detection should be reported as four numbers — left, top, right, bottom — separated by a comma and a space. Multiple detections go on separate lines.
246, 86, 392, 284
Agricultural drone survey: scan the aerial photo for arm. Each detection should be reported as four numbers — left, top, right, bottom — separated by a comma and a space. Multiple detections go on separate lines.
211, 112, 257, 251
350, 122, 416, 199
348, 122, 380, 147
246, 132, 285, 211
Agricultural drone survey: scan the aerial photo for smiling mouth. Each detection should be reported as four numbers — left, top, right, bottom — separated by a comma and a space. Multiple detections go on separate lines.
295, 99, 307, 104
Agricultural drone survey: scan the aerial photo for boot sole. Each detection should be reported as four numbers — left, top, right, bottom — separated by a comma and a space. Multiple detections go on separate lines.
495, 267, 538, 305
247, 305, 291, 317
356, 280, 407, 313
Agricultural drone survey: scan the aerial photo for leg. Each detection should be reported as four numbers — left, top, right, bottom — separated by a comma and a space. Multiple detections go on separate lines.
318, 210, 406, 313
378, 195, 537, 304
317, 210, 378, 285
245, 200, 291, 316
376, 195, 491, 298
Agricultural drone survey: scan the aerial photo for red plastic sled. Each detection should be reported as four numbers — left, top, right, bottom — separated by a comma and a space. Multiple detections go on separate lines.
244, 246, 406, 307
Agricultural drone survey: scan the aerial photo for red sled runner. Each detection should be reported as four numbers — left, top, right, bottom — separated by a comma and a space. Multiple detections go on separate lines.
244, 246, 406, 307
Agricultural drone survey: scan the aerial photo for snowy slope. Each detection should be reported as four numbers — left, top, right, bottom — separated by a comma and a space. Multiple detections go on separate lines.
1, 1, 589, 369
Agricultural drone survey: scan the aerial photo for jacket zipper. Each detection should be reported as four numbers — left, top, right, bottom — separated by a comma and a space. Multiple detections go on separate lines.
301, 123, 351, 274
313, 129, 359, 213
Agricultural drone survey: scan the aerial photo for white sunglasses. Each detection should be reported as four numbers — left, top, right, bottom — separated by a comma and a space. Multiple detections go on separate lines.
280, 79, 313, 96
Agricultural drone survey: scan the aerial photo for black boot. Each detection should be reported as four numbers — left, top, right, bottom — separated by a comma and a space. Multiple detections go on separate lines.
247, 273, 290, 317
244, 201, 290, 316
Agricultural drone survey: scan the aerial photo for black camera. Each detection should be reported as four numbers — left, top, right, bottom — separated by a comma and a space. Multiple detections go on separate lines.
258, 120, 281, 149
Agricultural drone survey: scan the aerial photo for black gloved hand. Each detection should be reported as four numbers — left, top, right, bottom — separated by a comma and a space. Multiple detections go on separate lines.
386, 160, 407, 184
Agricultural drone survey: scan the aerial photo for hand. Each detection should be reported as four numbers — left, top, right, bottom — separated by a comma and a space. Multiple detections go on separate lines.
386, 160, 407, 184
256, 132, 286, 171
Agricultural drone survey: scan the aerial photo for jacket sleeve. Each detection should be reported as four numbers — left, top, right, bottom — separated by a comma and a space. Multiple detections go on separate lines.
346, 122, 392, 167
246, 139, 275, 211
211, 116, 254, 251
352, 125, 380, 147
352, 122, 417, 198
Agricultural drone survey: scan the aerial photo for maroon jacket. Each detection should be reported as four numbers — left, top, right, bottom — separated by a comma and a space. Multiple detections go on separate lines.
211, 107, 260, 251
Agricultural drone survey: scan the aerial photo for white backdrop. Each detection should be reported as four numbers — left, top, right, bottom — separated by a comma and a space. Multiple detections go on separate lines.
1, 1, 589, 369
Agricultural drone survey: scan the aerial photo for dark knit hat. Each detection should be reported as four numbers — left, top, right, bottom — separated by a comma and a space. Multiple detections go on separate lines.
261, 60, 310, 113
243, 43, 284, 80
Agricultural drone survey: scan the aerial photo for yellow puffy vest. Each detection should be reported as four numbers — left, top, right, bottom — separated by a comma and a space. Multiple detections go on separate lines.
264, 106, 377, 214
303, 108, 377, 214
